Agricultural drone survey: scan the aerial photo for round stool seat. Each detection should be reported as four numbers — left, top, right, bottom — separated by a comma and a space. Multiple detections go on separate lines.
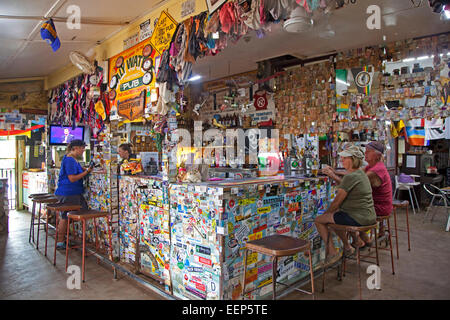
327, 223, 378, 233
245, 235, 310, 257
393, 200, 409, 207
67, 210, 109, 221
33, 197, 58, 204
29, 193, 53, 199
47, 203, 82, 212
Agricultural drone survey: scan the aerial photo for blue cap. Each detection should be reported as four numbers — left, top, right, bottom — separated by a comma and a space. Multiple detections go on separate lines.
40, 19, 60, 52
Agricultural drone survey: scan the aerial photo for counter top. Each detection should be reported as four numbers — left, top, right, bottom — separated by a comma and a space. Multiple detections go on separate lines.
172, 174, 329, 188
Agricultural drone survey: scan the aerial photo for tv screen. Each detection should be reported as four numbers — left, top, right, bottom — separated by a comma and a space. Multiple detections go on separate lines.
49, 125, 85, 145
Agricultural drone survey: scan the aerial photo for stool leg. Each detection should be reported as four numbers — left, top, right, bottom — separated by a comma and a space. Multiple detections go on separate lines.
387, 217, 395, 275
241, 248, 248, 299
29, 200, 36, 243
82, 219, 86, 282
106, 216, 114, 262
272, 256, 277, 300
93, 218, 100, 264
308, 249, 315, 298
405, 204, 411, 251
65, 218, 70, 272
36, 202, 42, 250
374, 227, 379, 267
393, 207, 399, 259
45, 211, 49, 257
53, 213, 59, 266
357, 245, 362, 300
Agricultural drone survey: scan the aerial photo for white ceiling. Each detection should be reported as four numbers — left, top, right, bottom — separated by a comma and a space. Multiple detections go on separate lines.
0, 0, 164, 79
0, 0, 449, 82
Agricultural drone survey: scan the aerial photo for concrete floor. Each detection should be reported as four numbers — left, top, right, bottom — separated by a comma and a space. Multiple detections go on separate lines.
0, 208, 449, 300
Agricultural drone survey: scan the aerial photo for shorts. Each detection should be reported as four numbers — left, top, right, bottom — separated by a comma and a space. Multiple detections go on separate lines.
55, 194, 88, 220
333, 211, 362, 227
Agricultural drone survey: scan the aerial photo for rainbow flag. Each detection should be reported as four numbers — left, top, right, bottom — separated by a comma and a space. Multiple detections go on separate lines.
405, 119, 429, 146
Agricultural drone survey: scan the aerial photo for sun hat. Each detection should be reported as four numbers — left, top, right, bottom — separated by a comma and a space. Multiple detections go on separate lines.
364, 141, 385, 154
338, 145, 364, 159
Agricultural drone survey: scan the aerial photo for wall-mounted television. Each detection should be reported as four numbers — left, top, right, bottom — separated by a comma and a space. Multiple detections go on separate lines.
49, 125, 85, 146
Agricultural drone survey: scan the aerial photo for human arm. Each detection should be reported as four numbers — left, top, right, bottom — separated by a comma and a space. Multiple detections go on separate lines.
68, 167, 92, 183
322, 166, 346, 184
324, 188, 348, 215
366, 170, 382, 188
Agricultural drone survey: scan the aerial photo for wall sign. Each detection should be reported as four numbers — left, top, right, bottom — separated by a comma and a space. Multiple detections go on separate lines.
109, 38, 157, 120
139, 19, 153, 42
150, 11, 178, 55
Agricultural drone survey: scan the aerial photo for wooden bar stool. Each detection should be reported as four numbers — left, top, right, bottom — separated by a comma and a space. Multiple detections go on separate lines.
66, 210, 114, 282
322, 223, 379, 300
45, 203, 82, 265
28, 193, 55, 243
369, 215, 395, 275
392, 200, 411, 259
32, 196, 58, 250
242, 235, 314, 300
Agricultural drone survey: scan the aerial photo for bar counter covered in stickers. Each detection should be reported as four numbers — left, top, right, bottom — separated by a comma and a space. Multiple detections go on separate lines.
168, 174, 339, 300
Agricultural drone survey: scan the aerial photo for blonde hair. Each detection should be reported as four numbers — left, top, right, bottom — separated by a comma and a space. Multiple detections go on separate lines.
351, 156, 363, 169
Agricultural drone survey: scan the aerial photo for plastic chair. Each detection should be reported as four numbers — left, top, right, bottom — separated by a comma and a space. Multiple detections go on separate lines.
422, 184, 450, 232
393, 175, 420, 215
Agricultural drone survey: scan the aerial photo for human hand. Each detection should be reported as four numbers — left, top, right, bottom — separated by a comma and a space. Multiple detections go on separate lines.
322, 166, 334, 177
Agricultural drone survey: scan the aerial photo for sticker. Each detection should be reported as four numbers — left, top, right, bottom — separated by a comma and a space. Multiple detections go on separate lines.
257, 206, 271, 214
229, 199, 236, 209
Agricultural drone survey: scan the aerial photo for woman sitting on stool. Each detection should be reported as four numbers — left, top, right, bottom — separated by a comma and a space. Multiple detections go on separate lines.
314, 145, 376, 260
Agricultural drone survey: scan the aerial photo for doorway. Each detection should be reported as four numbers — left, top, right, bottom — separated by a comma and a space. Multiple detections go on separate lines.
0, 139, 17, 210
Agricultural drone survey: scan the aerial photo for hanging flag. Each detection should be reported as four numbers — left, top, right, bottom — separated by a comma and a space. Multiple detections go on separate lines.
40, 19, 60, 52
0, 125, 44, 138
425, 118, 445, 141
351, 66, 374, 95
405, 119, 428, 146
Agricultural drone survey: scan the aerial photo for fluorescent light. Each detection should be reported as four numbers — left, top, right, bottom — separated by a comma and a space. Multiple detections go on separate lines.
336, 78, 350, 86
417, 56, 429, 60
188, 75, 202, 82
402, 58, 415, 62
445, 9, 450, 19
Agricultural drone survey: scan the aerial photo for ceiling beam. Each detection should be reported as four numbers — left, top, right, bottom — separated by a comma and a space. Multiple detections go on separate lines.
0, 15, 128, 26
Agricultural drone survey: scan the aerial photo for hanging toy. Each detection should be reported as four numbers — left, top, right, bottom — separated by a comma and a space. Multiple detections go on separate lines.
193, 99, 207, 116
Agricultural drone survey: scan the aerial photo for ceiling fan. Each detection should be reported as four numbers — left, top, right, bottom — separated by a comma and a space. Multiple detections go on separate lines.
69, 51, 96, 74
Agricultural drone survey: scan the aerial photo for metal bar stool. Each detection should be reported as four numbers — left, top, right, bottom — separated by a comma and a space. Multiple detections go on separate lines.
242, 234, 314, 300
66, 210, 114, 282
28, 193, 55, 243
322, 223, 379, 300
368, 215, 395, 275
392, 200, 411, 259
32, 196, 58, 250
45, 203, 82, 265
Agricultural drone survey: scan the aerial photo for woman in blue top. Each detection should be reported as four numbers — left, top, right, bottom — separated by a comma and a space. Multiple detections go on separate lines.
55, 139, 92, 249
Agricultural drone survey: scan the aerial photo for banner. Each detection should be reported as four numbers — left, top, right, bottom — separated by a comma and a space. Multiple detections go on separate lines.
108, 38, 157, 120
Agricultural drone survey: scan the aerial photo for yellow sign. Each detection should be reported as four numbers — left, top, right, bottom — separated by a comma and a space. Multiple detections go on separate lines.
150, 11, 178, 55
257, 206, 271, 214
108, 38, 157, 119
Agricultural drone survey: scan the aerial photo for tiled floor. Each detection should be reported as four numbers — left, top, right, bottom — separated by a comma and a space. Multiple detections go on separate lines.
1, 208, 449, 300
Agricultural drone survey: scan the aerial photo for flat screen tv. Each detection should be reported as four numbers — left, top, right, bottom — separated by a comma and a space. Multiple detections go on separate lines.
49, 125, 85, 146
